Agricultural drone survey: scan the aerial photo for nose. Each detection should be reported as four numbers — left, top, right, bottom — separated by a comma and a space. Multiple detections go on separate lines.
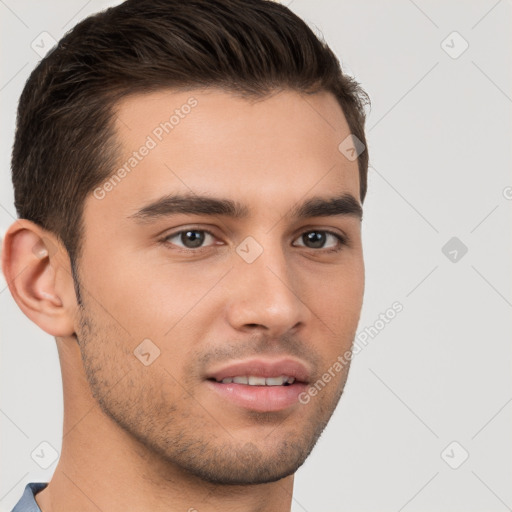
224, 242, 311, 337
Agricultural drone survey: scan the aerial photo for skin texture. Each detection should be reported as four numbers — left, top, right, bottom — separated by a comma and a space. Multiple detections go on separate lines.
2, 88, 364, 512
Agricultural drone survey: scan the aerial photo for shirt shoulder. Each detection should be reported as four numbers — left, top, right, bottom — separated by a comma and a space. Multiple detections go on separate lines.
10, 483, 47, 512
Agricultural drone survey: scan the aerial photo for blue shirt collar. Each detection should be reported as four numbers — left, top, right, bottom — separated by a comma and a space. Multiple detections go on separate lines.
10, 483, 47, 512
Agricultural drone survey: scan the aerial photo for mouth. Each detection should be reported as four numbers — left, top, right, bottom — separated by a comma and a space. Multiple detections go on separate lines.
213, 375, 297, 386
205, 358, 310, 412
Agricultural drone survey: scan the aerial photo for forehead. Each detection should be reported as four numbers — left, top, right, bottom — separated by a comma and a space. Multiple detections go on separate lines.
85, 88, 360, 225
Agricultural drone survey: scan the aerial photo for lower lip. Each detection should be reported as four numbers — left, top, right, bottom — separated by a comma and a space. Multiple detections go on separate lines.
207, 381, 308, 412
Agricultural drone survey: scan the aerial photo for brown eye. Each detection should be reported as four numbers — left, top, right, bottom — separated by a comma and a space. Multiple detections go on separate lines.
303, 231, 326, 248
164, 229, 216, 249
293, 231, 344, 250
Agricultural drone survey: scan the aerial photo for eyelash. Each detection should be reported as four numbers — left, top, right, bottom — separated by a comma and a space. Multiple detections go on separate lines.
159, 228, 348, 254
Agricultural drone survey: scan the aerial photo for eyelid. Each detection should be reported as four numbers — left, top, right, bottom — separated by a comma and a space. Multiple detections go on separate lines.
292, 230, 347, 249
160, 226, 221, 251
159, 226, 349, 252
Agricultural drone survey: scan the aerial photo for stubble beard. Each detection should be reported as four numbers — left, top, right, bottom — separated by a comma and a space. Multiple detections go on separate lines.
74, 293, 351, 486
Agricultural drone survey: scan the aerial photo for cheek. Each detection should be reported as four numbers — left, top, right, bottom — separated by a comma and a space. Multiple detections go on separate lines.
83, 243, 222, 337
304, 258, 364, 319
301, 258, 364, 359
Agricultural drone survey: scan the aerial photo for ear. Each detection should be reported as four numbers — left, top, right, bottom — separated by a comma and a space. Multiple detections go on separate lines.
1, 219, 78, 337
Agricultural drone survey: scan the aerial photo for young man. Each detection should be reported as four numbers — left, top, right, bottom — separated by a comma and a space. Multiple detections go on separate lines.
2, 0, 370, 510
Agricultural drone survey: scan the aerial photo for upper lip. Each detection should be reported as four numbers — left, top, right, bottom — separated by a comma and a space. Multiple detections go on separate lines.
206, 357, 311, 383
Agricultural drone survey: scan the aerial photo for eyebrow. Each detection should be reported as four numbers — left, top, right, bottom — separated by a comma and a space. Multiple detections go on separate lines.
127, 192, 362, 223
290, 193, 362, 220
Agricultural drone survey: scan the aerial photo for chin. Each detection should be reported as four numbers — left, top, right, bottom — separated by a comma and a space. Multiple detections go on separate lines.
159, 426, 325, 486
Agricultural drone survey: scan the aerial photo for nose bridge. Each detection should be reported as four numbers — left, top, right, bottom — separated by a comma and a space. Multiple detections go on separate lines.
225, 234, 309, 334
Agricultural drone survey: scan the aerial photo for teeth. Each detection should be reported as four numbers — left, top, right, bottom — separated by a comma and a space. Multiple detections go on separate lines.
219, 375, 295, 386
265, 376, 285, 386
248, 376, 266, 385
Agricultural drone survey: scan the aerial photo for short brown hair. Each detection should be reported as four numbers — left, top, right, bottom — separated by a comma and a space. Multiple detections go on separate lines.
12, 0, 370, 270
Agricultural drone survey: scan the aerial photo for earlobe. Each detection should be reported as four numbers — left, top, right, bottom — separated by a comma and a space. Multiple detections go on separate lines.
1, 219, 77, 337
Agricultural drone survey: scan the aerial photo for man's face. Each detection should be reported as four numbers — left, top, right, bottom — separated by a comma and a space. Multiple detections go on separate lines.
75, 88, 364, 484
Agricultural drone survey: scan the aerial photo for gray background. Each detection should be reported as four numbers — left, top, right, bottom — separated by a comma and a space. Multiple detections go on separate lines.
1, 1, 511, 511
